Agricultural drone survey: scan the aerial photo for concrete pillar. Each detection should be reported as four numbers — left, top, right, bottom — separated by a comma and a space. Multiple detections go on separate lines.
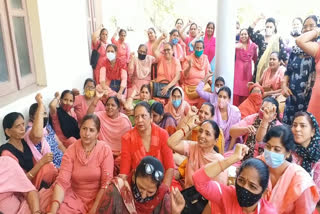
215, 0, 237, 94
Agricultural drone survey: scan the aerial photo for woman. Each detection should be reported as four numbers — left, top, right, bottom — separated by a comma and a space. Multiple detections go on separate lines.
238, 83, 264, 119
204, 22, 216, 72
112, 28, 130, 64
164, 87, 190, 124
196, 74, 225, 105
151, 101, 177, 136
0, 156, 41, 214
92, 26, 108, 83
1, 108, 57, 190
233, 28, 258, 106
296, 24, 320, 124
120, 102, 174, 187
193, 144, 277, 214
96, 44, 128, 99
214, 86, 241, 151
168, 118, 227, 188
282, 16, 319, 125
99, 156, 185, 214
168, 29, 186, 62
230, 97, 282, 160
248, 16, 288, 81
125, 84, 156, 125
181, 40, 211, 106
146, 27, 157, 56
175, 18, 184, 31
73, 78, 105, 124
258, 52, 286, 98
28, 101, 64, 168
152, 33, 181, 97
49, 90, 79, 148
291, 112, 320, 193
179, 22, 198, 55
42, 114, 114, 214
88, 94, 131, 174
262, 125, 319, 213
127, 44, 156, 98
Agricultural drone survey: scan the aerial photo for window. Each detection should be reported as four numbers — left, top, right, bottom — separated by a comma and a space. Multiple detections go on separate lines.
0, 0, 35, 97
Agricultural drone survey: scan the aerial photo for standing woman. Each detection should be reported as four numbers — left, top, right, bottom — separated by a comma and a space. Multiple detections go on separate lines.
111, 28, 130, 64
145, 27, 157, 56
92, 26, 108, 82
179, 22, 198, 56
168, 29, 186, 62
49, 90, 79, 148
42, 114, 114, 214
233, 28, 258, 106
296, 26, 320, 123
282, 16, 319, 125
204, 22, 216, 72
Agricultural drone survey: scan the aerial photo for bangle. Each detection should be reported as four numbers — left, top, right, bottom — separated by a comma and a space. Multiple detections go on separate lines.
52, 200, 61, 208
181, 128, 186, 137
218, 160, 224, 172
28, 172, 34, 178
186, 124, 191, 132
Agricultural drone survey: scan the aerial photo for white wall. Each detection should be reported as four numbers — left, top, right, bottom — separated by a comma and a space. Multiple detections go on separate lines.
0, 0, 92, 143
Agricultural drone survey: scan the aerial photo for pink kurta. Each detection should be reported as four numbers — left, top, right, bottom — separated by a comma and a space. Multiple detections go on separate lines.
233, 42, 258, 97
40, 140, 114, 213
155, 55, 181, 82
92, 40, 108, 83
307, 43, 320, 124
0, 156, 36, 214
95, 111, 132, 153
260, 65, 286, 90
111, 37, 130, 63
73, 95, 105, 124
145, 41, 155, 57
127, 55, 156, 97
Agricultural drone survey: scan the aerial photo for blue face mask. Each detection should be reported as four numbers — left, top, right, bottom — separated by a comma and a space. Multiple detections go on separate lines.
171, 38, 179, 45
195, 50, 204, 57
172, 99, 181, 108
264, 149, 285, 168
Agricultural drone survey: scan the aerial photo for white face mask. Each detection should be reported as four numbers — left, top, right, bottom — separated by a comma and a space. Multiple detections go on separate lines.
107, 52, 116, 61
215, 87, 220, 93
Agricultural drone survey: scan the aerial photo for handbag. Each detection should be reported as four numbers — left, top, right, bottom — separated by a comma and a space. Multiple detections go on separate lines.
185, 85, 200, 100
150, 80, 173, 99
181, 186, 208, 214
90, 42, 101, 69
110, 80, 125, 94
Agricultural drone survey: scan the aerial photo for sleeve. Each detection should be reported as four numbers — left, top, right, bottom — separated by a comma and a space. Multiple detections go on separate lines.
293, 188, 318, 214
312, 163, 320, 194
120, 68, 128, 88
96, 100, 106, 112
247, 26, 264, 48
315, 43, 320, 64
100, 145, 114, 188
205, 57, 211, 73
91, 40, 99, 50
111, 37, 117, 45
183, 140, 191, 156
126, 44, 131, 63
120, 134, 132, 175
196, 81, 212, 102
236, 114, 257, 127
252, 43, 258, 63
175, 59, 182, 72
279, 38, 289, 62
161, 131, 174, 170
56, 149, 74, 191
285, 52, 295, 76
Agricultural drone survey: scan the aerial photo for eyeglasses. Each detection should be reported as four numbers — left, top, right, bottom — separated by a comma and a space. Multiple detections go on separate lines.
144, 163, 164, 182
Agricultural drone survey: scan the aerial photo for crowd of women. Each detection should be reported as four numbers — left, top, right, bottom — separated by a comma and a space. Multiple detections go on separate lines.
1, 14, 320, 214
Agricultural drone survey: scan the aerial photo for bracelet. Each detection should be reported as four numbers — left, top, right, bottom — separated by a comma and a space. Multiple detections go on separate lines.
52, 200, 61, 208
28, 172, 34, 178
186, 124, 191, 132
181, 128, 186, 137
218, 160, 224, 172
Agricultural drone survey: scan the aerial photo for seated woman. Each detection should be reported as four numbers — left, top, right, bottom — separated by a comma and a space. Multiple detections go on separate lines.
238, 83, 264, 119
42, 114, 114, 214
28, 98, 64, 168
262, 125, 319, 213
92, 26, 108, 82
181, 40, 211, 106
111, 28, 130, 64
196, 73, 225, 106
98, 156, 185, 214
125, 84, 155, 125
49, 90, 79, 148
152, 33, 181, 98
214, 86, 241, 151
1, 105, 57, 190
73, 78, 105, 124
96, 44, 128, 99
0, 156, 40, 214
88, 94, 131, 174
151, 101, 177, 136
258, 52, 286, 98
164, 87, 190, 124
127, 44, 156, 99
120, 102, 174, 187
193, 144, 277, 214
168, 118, 228, 189
230, 97, 282, 160
291, 112, 320, 193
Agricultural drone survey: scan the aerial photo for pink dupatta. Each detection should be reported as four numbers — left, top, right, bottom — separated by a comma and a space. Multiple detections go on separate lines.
204, 29, 216, 63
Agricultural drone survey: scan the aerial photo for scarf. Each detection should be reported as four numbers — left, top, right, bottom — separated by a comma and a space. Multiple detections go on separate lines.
239, 83, 264, 118
203, 29, 216, 63
55, 107, 80, 139
164, 86, 189, 122
295, 112, 320, 174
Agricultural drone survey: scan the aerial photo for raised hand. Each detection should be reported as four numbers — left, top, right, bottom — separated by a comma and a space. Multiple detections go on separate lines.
204, 72, 214, 84
232, 144, 249, 162
187, 106, 198, 117
160, 33, 167, 40
246, 125, 257, 135
262, 104, 277, 122
54, 92, 60, 99
186, 114, 200, 130
35, 93, 43, 104
95, 85, 105, 98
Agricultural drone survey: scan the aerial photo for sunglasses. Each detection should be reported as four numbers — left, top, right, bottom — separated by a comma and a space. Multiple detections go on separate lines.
144, 163, 164, 182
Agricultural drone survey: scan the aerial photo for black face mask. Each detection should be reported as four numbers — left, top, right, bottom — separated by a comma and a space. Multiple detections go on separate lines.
138, 53, 147, 60
43, 117, 49, 128
235, 182, 262, 207
132, 181, 156, 203
291, 30, 301, 37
